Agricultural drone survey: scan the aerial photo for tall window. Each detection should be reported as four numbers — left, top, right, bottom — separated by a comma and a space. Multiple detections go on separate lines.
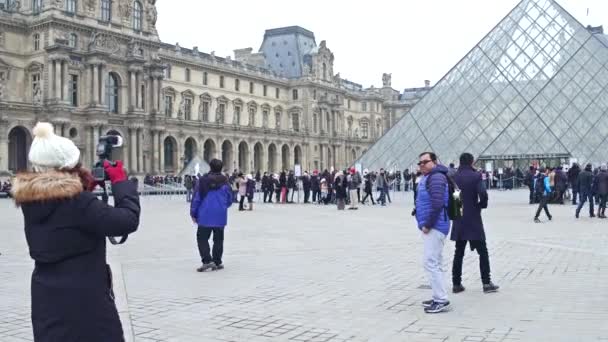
68, 33, 77, 48
347, 99, 351, 109
133, 1, 142, 31
322, 63, 327, 80
235, 78, 240, 91
184, 98, 192, 120
362, 102, 367, 111
219, 75, 224, 88
263, 85, 267, 96
101, 0, 111, 21
313, 113, 318, 133
292, 113, 299, 132
69, 75, 78, 107
33, 33, 40, 51
275, 87, 279, 99
66, 0, 76, 13
201, 101, 209, 122
361, 121, 369, 139
249, 82, 254, 94
165, 65, 171, 79
292, 89, 298, 100
32, 0, 42, 14
140, 84, 145, 110
234, 106, 241, 125
164, 139, 174, 168
203, 72, 208, 85
218, 103, 225, 123
106, 73, 119, 113
185, 68, 191, 82
164, 95, 173, 116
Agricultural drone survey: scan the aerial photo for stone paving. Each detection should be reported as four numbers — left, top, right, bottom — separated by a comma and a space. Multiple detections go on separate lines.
1, 189, 608, 341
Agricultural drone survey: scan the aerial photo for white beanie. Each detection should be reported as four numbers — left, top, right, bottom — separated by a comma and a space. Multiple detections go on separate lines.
29, 122, 80, 170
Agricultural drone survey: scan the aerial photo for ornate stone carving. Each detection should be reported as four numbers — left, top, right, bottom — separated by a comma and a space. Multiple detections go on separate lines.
0, 74, 6, 101
85, 0, 96, 13
177, 97, 185, 119
382, 73, 392, 87
119, 0, 132, 22
88, 31, 120, 54
216, 107, 224, 124
127, 39, 143, 57
53, 0, 63, 8
0, 31, 4, 47
146, 0, 157, 27
33, 83, 42, 105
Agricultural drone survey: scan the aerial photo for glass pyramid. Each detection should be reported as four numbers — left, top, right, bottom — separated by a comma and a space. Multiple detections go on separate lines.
359, 0, 608, 170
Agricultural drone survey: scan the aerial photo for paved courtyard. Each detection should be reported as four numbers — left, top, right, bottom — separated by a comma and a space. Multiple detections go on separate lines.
1, 189, 608, 342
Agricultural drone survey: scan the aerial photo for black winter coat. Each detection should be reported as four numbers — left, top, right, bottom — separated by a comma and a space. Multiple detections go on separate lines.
12, 171, 140, 342
311, 175, 320, 191
597, 171, 608, 195
451, 166, 488, 241
302, 175, 311, 191
577, 170, 594, 194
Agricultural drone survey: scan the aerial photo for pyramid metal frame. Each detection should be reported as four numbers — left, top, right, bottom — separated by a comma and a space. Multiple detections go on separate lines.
358, 0, 608, 170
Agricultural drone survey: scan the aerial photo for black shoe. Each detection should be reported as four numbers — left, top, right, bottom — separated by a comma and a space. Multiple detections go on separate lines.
421, 299, 434, 308
424, 301, 451, 314
483, 282, 500, 293
534, 218, 541, 223
548, 215, 552, 221
575, 212, 580, 219
212, 263, 224, 271
196, 263, 214, 272
452, 284, 465, 293
590, 214, 596, 218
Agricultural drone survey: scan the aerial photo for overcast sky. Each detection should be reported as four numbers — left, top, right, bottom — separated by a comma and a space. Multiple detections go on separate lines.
156, 0, 608, 91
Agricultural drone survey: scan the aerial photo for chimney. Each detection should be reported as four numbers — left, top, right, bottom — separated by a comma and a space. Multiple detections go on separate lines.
424, 80, 431, 88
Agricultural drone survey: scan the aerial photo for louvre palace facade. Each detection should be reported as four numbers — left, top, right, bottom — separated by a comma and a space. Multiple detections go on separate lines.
0, 0, 428, 175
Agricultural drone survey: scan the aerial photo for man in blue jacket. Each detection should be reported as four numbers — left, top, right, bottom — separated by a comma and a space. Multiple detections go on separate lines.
534, 167, 553, 223
190, 159, 233, 272
415, 152, 451, 314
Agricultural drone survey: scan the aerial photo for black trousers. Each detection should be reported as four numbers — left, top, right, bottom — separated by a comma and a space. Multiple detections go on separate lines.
239, 195, 252, 210
312, 189, 321, 203
572, 189, 578, 204
197, 227, 224, 265
599, 194, 608, 212
263, 190, 271, 203
362, 189, 375, 204
357, 188, 361, 202
452, 240, 491, 285
275, 189, 281, 202
535, 194, 551, 219
304, 189, 310, 203
528, 186, 535, 204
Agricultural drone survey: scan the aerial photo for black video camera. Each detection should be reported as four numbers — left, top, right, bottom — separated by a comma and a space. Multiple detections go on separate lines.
92, 135, 124, 182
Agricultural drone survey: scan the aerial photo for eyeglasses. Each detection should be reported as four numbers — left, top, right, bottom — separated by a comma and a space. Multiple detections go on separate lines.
418, 159, 433, 166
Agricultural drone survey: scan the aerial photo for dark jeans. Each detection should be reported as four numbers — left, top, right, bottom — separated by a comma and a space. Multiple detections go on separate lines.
572, 189, 578, 204
312, 189, 321, 203
599, 194, 608, 211
362, 190, 375, 204
275, 189, 281, 202
576, 192, 595, 216
528, 186, 535, 204
357, 188, 361, 202
304, 189, 310, 203
239, 194, 252, 210
452, 240, 491, 286
197, 227, 224, 265
535, 194, 551, 219
263, 190, 273, 203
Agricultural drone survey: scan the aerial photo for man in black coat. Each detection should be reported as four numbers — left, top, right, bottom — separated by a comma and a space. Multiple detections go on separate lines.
568, 163, 581, 205
524, 166, 536, 204
302, 171, 312, 203
287, 171, 297, 203
576, 163, 595, 218
261, 172, 271, 203
451, 153, 499, 294
554, 166, 567, 204
311, 171, 321, 203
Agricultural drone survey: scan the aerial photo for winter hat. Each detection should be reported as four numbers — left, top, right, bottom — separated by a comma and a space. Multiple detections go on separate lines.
29, 122, 80, 171
246, 174, 253, 180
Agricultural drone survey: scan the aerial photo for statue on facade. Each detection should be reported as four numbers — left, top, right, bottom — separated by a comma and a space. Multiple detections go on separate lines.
146, 0, 158, 27
127, 38, 143, 57
0, 75, 6, 102
33, 83, 42, 105
53, 0, 63, 8
118, 0, 132, 22
275, 112, 281, 129
85, 0, 96, 13
263, 112, 269, 128
382, 73, 392, 87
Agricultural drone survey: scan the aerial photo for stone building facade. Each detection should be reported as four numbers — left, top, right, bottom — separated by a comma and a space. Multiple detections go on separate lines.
0, 0, 428, 175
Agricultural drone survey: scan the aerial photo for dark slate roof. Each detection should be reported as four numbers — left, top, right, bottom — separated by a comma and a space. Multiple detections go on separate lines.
259, 26, 317, 79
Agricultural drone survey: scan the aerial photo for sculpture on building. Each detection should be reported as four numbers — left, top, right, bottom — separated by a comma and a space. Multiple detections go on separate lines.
33, 83, 42, 105
127, 39, 143, 57
178, 97, 185, 118
53, 0, 63, 8
146, 0, 157, 27
118, 0, 132, 22
216, 107, 224, 124
275, 112, 281, 129
382, 73, 392, 87
0, 75, 6, 101
85, 0, 95, 13
88, 31, 120, 54
248, 109, 255, 127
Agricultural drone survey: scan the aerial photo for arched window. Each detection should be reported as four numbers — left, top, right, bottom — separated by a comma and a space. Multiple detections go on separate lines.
101, 0, 111, 22
68, 33, 77, 48
133, 1, 142, 31
106, 73, 119, 113
66, 0, 76, 13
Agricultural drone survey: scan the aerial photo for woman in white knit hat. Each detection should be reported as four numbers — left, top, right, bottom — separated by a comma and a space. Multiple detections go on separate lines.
11, 122, 140, 342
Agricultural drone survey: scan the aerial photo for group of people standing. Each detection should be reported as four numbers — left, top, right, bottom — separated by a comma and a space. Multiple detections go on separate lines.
525, 162, 608, 222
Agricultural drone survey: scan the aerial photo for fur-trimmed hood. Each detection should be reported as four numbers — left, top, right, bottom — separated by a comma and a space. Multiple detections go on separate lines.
12, 171, 83, 205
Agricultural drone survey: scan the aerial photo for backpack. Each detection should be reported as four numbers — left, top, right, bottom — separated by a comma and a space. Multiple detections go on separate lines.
426, 173, 463, 220
535, 175, 545, 195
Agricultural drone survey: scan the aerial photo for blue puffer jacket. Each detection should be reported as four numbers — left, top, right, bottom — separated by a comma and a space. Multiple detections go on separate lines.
190, 173, 233, 228
415, 165, 450, 236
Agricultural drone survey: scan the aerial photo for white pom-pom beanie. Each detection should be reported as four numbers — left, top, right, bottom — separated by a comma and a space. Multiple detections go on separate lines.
28, 122, 80, 171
